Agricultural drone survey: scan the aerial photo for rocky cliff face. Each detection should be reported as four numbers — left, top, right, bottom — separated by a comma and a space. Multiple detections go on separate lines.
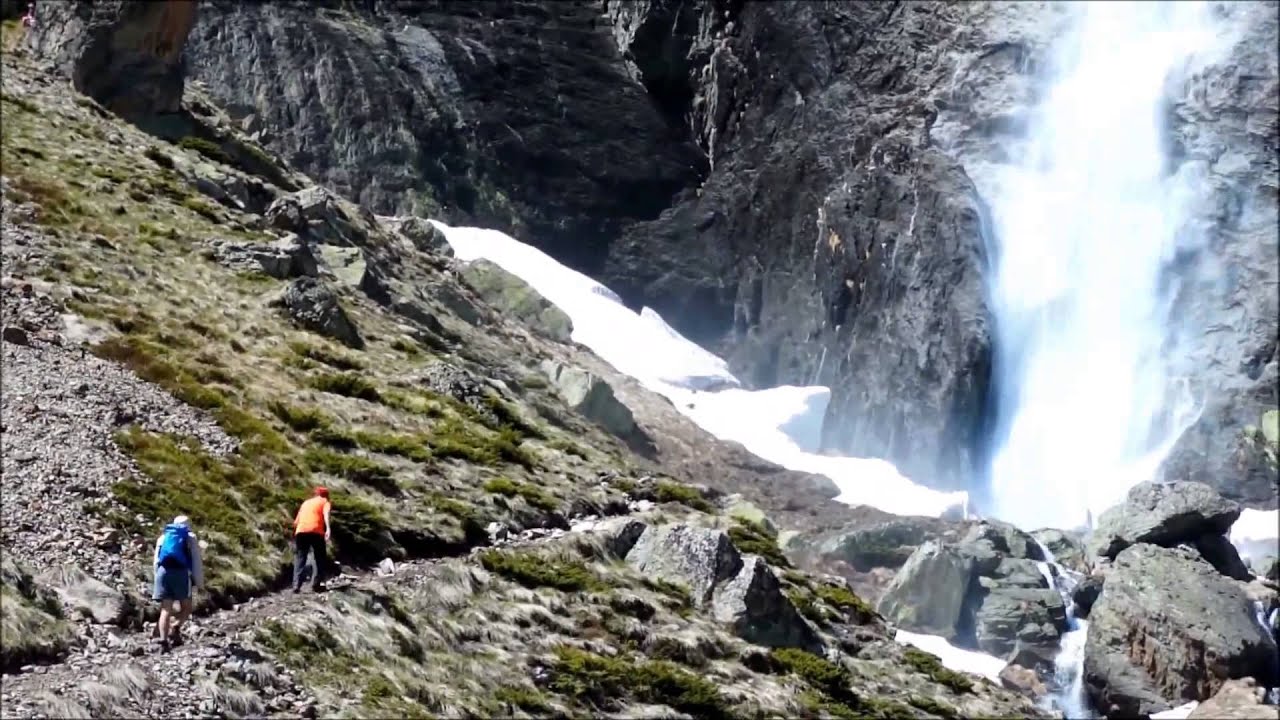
26, 0, 198, 118
176, 0, 1024, 494
1156, 0, 1280, 509
176, 0, 1278, 506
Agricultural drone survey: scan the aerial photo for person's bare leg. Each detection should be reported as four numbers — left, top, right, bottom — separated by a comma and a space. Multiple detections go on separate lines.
171, 598, 193, 642
157, 604, 172, 647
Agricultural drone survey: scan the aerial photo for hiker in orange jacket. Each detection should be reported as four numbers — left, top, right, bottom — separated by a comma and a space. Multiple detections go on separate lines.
292, 487, 332, 593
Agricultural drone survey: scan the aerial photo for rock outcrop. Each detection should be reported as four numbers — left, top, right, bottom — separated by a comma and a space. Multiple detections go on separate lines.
877, 541, 975, 638
29, 0, 198, 118
205, 236, 318, 280
875, 520, 1067, 670
1157, 0, 1280, 510
624, 523, 823, 652
461, 259, 573, 342
541, 360, 636, 439
1083, 544, 1278, 718
1087, 480, 1242, 560
1187, 677, 1280, 720
271, 276, 364, 349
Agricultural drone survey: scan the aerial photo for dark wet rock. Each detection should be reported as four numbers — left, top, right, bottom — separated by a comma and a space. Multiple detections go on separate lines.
1087, 481, 1242, 560
270, 277, 364, 349
3, 325, 31, 346
1071, 575, 1103, 620
972, 586, 1066, 660
29, 0, 199, 118
1190, 533, 1254, 581
1083, 543, 1278, 718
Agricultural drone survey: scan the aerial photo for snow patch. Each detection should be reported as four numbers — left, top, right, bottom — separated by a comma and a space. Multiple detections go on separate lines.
894, 630, 1006, 684
429, 220, 968, 519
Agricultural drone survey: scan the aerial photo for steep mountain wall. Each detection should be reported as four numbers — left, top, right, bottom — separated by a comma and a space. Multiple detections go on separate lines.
179, 0, 1277, 504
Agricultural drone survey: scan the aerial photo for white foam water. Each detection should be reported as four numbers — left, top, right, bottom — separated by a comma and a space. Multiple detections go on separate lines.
1034, 541, 1091, 718
983, 0, 1225, 533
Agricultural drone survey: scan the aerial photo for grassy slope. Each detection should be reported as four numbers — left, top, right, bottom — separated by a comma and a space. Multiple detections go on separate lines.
0, 47, 1040, 719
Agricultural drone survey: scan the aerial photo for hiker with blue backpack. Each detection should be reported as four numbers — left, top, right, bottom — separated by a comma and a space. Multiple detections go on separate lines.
153, 515, 205, 653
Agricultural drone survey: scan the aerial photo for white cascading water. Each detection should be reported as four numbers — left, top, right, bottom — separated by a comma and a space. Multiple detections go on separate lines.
980, 3, 1228, 717
983, 1, 1223, 534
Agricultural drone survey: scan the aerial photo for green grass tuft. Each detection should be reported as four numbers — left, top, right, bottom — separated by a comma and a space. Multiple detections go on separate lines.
304, 447, 398, 496
726, 518, 790, 568
289, 340, 365, 371
479, 550, 604, 593
177, 135, 232, 165
548, 646, 730, 718
903, 647, 974, 694
654, 481, 712, 513
309, 372, 382, 403
481, 477, 559, 511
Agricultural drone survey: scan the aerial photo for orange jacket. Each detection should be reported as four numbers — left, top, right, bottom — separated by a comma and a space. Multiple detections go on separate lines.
294, 496, 331, 535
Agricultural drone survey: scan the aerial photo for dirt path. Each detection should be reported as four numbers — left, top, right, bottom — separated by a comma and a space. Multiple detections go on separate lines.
0, 556, 447, 719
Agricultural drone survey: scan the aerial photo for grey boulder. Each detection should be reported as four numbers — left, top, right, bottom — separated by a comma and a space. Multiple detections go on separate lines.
461, 259, 573, 342
1087, 481, 1241, 560
876, 540, 975, 639
1083, 543, 1277, 718
625, 523, 821, 652
271, 277, 364, 349
540, 360, 636, 439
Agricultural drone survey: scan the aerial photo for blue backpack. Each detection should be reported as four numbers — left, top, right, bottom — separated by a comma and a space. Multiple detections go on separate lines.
157, 524, 191, 569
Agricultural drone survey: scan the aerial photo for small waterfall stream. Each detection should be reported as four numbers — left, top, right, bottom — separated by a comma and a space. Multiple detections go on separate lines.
1034, 542, 1091, 718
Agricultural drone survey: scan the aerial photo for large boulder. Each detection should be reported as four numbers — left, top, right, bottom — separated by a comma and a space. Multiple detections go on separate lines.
958, 520, 1047, 574
271, 277, 364, 349
265, 186, 369, 248
41, 567, 131, 626
876, 541, 975, 639
1187, 678, 1277, 720
624, 523, 820, 652
460, 260, 573, 343
540, 360, 636, 438
1087, 481, 1242, 560
29, 0, 199, 117
1031, 528, 1089, 574
1083, 544, 1278, 718
625, 524, 743, 606
206, 235, 318, 280
711, 555, 824, 653
972, 586, 1066, 664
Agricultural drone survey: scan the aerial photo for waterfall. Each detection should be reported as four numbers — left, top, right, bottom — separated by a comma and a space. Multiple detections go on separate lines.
1035, 542, 1091, 718
982, 0, 1225, 533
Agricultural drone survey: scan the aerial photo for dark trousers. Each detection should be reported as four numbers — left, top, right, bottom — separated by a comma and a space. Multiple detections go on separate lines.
293, 532, 328, 590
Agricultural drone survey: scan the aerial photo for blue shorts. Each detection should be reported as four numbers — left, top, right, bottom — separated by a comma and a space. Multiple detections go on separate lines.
153, 565, 191, 602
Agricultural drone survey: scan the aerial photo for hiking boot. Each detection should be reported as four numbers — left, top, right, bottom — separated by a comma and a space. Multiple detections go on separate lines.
292, 586, 301, 594
158, 639, 171, 654
170, 631, 185, 648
